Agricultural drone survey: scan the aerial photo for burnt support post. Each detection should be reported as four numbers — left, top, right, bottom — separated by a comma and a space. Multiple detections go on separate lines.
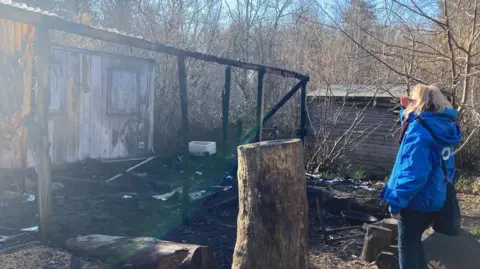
299, 81, 308, 143
222, 67, 231, 155
35, 27, 53, 243
236, 119, 243, 147
242, 80, 303, 144
255, 70, 265, 142
177, 55, 190, 222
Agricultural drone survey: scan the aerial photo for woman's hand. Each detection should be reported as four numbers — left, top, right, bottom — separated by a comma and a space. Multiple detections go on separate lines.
400, 95, 410, 107
391, 213, 400, 220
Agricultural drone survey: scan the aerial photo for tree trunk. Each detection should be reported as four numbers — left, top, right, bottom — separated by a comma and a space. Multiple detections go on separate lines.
361, 225, 392, 262
232, 139, 308, 269
65, 235, 219, 269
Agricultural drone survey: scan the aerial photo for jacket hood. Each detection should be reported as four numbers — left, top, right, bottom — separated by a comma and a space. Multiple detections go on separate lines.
419, 108, 462, 147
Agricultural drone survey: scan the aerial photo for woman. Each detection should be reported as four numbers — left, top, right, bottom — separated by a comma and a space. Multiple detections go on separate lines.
380, 84, 462, 269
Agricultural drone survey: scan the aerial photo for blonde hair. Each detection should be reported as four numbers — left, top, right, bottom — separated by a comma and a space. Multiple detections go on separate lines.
404, 84, 452, 118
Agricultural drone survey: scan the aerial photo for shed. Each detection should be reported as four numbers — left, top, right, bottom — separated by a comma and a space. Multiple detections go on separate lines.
0, 44, 156, 168
0, 1, 310, 239
307, 84, 408, 178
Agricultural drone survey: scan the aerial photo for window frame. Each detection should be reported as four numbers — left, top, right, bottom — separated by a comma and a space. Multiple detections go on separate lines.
107, 67, 140, 116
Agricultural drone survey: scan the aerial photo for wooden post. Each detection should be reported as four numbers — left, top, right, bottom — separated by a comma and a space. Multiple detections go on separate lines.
236, 119, 243, 147
232, 139, 308, 269
299, 81, 307, 143
222, 67, 231, 155
255, 70, 265, 142
177, 55, 190, 222
35, 27, 53, 243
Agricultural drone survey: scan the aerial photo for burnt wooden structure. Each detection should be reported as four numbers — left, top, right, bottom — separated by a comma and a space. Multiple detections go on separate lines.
0, 1, 309, 238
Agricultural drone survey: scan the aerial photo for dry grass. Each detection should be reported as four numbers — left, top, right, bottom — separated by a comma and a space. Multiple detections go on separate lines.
456, 176, 480, 195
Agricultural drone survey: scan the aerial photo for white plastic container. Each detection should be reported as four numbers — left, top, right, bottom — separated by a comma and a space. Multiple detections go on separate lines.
188, 141, 217, 156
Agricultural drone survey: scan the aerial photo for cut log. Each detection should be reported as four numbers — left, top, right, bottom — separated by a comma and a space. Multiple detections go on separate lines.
376, 245, 399, 269
65, 234, 219, 269
380, 218, 398, 244
232, 139, 308, 269
361, 225, 393, 263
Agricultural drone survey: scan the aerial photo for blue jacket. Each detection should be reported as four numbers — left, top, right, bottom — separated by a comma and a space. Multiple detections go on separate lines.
380, 108, 462, 214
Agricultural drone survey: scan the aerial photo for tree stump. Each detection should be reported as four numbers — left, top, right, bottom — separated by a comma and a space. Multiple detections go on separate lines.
361, 225, 393, 262
65, 234, 219, 269
381, 218, 398, 244
376, 245, 399, 269
232, 139, 308, 269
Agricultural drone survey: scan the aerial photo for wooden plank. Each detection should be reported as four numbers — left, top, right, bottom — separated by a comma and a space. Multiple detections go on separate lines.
78, 53, 91, 160
65, 50, 80, 163
177, 55, 190, 222
52, 49, 68, 165
222, 67, 231, 155
137, 60, 149, 155
100, 57, 110, 159
255, 70, 265, 142
0, 2, 309, 81
88, 55, 102, 159
177, 55, 189, 152
299, 81, 307, 142
147, 62, 155, 152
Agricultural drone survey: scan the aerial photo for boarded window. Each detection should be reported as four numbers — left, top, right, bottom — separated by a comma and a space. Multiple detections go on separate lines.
108, 68, 138, 115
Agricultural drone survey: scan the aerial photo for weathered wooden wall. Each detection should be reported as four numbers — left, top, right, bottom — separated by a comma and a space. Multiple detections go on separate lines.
1, 45, 156, 168
307, 98, 399, 178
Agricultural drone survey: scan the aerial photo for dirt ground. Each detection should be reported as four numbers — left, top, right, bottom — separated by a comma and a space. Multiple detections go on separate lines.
307, 193, 480, 269
0, 158, 479, 269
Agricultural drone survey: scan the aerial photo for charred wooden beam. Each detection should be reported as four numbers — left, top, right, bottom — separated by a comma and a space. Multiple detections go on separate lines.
222, 67, 231, 155
264, 80, 303, 124
242, 80, 303, 143
236, 119, 243, 147
178, 55, 190, 151
84, 158, 149, 184
0, 2, 309, 81
177, 55, 190, 222
255, 70, 265, 142
299, 81, 308, 142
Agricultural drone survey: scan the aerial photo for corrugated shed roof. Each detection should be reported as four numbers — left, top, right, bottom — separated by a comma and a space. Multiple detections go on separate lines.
307, 84, 409, 98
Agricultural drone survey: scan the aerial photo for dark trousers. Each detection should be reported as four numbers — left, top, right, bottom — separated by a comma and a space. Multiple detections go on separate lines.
398, 208, 436, 269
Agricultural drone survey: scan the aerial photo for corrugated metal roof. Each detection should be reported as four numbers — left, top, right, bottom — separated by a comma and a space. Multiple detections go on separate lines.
307, 84, 409, 98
